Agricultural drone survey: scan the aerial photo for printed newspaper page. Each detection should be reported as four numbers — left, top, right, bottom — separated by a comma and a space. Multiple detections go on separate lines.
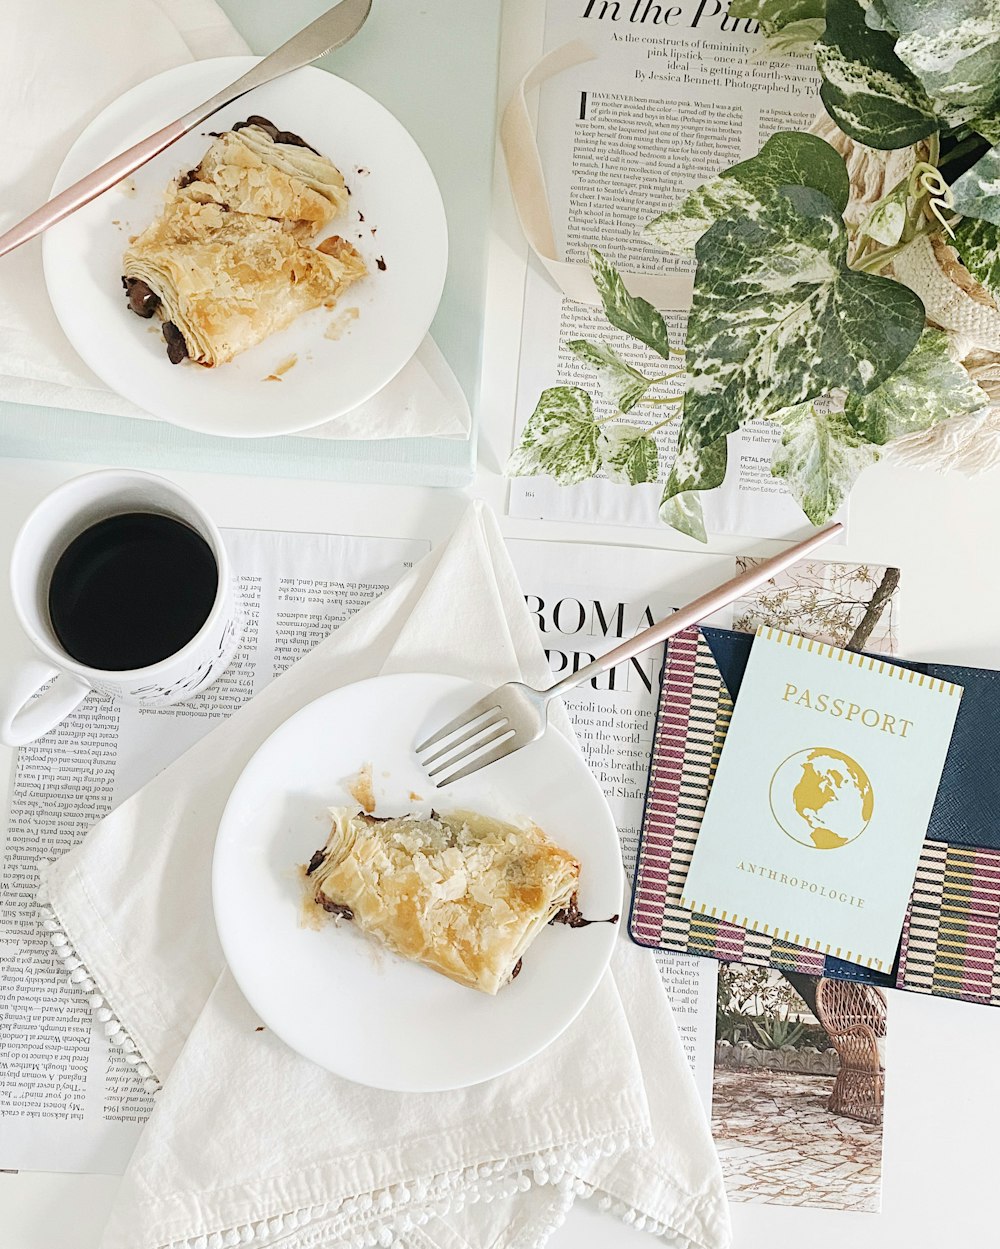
507, 0, 830, 538
0, 528, 427, 1175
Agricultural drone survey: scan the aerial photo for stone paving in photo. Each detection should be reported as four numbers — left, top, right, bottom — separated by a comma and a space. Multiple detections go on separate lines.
712, 1069, 883, 1212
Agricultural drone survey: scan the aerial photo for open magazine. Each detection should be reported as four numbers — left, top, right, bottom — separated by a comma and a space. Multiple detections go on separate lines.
505, 0, 832, 539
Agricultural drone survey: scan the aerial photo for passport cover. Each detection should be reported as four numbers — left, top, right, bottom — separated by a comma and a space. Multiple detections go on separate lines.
630, 625, 1000, 1006
680, 628, 962, 972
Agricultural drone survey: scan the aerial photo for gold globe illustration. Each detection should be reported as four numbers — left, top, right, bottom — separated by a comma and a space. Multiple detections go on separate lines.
769, 747, 874, 850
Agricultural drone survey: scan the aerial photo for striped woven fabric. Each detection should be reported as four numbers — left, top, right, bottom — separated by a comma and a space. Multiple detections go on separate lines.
631, 625, 1000, 1004
896, 841, 1000, 1005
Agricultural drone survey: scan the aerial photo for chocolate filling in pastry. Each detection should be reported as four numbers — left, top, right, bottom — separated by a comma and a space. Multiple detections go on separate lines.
120, 117, 364, 367
122, 276, 161, 318
305, 807, 582, 995
232, 114, 321, 155
161, 321, 188, 364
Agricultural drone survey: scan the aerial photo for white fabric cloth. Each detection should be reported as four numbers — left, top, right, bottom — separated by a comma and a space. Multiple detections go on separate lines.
44, 503, 730, 1249
0, 0, 470, 440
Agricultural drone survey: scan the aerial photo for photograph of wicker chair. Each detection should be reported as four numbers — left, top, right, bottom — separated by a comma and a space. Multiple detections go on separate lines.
712, 963, 885, 1211
815, 978, 888, 1126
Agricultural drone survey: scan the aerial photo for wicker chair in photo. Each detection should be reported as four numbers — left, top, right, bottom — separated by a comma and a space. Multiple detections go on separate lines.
815, 977, 887, 1125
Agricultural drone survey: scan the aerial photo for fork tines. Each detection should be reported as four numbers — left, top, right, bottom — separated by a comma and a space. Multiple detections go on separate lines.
414, 694, 518, 788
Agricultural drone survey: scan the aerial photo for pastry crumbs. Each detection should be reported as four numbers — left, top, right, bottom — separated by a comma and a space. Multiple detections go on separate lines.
324, 307, 359, 340
348, 762, 376, 814
264, 357, 297, 382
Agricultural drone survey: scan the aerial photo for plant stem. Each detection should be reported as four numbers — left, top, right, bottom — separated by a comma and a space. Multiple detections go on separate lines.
647, 370, 684, 385
645, 414, 681, 435
938, 131, 988, 171
852, 218, 939, 274
925, 128, 940, 171
851, 230, 873, 262
595, 412, 621, 426
644, 393, 685, 405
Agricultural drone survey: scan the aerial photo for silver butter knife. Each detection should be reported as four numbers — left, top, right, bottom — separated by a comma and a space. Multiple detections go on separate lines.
0, 0, 373, 259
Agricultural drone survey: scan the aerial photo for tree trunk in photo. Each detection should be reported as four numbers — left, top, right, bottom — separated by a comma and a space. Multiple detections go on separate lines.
847, 567, 901, 652
781, 970, 819, 1020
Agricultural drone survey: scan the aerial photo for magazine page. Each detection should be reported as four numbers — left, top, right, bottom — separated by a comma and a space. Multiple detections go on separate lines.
507, 0, 828, 539
0, 528, 428, 1175
713, 962, 886, 1213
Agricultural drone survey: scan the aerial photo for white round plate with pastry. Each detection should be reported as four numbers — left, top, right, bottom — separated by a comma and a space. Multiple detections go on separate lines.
212, 673, 624, 1092
43, 58, 448, 437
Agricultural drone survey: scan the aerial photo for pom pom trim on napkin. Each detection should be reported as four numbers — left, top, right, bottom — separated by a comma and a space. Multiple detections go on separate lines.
38, 879, 161, 1095
37, 878, 693, 1249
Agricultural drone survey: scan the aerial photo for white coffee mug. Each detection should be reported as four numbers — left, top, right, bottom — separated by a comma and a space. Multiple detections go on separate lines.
1, 469, 242, 746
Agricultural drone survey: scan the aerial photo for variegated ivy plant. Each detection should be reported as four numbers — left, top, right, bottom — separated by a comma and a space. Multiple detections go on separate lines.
506, 0, 1000, 541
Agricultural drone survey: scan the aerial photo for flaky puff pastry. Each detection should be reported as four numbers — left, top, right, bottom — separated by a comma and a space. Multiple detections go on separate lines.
183, 124, 349, 237
306, 808, 581, 995
122, 119, 364, 367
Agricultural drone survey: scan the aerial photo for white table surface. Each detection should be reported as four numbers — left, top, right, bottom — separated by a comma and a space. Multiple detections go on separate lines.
4, 405, 1000, 1249
4, 10, 1000, 1245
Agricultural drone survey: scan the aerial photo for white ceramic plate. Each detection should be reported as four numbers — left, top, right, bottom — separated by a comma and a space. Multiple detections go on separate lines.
43, 58, 448, 437
212, 673, 623, 1092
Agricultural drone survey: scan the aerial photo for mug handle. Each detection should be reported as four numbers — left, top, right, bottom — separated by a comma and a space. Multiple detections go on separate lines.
0, 655, 91, 746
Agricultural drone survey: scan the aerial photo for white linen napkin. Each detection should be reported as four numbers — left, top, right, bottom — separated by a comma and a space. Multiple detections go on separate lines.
43, 502, 730, 1249
0, 0, 470, 441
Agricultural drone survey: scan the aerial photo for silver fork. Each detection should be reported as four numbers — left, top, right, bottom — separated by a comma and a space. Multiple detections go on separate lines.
415, 522, 843, 787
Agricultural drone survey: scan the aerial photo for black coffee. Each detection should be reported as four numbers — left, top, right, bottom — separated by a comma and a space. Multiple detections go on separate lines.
48, 512, 218, 671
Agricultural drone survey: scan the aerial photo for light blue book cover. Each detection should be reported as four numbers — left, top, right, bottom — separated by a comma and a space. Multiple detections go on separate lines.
681, 627, 962, 971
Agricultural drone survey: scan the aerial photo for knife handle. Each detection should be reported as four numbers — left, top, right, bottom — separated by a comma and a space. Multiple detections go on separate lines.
0, 0, 374, 259
0, 54, 305, 260
0, 117, 192, 259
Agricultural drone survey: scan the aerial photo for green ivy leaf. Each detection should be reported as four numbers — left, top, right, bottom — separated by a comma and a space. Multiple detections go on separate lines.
567, 339, 652, 413
660, 492, 709, 544
953, 214, 1000, 302
971, 111, 1000, 145
589, 250, 671, 361
505, 386, 603, 485
771, 402, 880, 524
816, 0, 938, 149
879, 0, 1000, 126
683, 184, 925, 454
729, 0, 826, 28
950, 143, 1000, 224
844, 327, 990, 443
728, 0, 827, 45
861, 0, 896, 33
763, 17, 828, 54
659, 435, 728, 543
644, 131, 849, 257
600, 424, 660, 484
857, 179, 909, 245
666, 430, 728, 495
